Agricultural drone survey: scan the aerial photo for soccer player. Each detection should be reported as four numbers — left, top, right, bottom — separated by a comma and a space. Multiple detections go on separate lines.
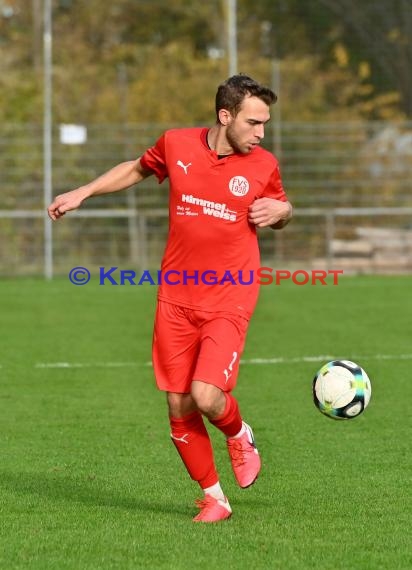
48, 74, 292, 523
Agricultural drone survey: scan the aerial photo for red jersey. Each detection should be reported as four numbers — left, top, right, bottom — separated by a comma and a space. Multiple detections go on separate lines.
140, 127, 288, 318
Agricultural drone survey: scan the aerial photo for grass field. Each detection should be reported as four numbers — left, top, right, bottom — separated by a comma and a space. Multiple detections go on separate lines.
0, 275, 411, 569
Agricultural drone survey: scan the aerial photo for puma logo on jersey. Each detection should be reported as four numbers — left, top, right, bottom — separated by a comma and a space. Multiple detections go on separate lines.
177, 160, 192, 174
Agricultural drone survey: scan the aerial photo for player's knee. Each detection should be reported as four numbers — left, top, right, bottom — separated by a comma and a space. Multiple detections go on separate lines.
166, 392, 196, 418
191, 381, 225, 418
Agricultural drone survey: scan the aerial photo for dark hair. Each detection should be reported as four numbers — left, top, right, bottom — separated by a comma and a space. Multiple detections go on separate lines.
215, 74, 277, 121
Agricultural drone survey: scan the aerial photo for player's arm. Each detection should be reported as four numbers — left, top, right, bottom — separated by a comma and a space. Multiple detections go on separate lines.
248, 197, 292, 230
48, 157, 152, 220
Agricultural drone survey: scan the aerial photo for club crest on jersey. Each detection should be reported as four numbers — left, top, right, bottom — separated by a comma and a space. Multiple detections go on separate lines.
229, 175, 249, 197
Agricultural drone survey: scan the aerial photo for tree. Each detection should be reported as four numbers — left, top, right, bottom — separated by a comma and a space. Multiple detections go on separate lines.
317, 0, 412, 116
0, 0, 408, 122
236, 0, 408, 118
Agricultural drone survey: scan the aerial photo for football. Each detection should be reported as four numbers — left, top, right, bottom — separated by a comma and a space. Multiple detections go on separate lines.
313, 360, 372, 420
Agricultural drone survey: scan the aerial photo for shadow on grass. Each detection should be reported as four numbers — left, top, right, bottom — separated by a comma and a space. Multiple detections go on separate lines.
0, 469, 191, 517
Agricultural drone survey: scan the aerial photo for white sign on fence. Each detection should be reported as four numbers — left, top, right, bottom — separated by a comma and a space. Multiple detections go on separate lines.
59, 124, 87, 145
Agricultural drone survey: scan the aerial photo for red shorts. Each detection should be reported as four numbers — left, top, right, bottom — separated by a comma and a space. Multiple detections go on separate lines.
152, 300, 249, 393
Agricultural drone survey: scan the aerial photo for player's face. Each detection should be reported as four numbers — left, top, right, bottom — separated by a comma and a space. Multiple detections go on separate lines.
226, 96, 271, 154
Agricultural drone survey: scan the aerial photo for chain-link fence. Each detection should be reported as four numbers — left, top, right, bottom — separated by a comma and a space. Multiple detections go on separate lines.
1, 121, 412, 276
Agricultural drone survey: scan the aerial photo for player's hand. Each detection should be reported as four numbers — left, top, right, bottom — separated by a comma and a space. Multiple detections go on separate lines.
48, 188, 89, 220
248, 197, 292, 228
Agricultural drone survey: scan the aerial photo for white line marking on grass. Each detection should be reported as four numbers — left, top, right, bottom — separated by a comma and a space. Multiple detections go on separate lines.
34, 353, 412, 370
241, 355, 336, 365
240, 353, 412, 365
35, 362, 139, 369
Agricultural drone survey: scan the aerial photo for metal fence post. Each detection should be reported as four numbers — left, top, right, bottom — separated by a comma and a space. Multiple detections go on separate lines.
325, 210, 335, 271
43, 0, 53, 279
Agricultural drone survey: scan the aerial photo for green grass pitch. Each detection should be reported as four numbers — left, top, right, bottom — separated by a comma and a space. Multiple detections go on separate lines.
0, 275, 411, 569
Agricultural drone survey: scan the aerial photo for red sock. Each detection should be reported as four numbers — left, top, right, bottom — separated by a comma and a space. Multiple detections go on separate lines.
169, 411, 218, 489
209, 392, 243, 438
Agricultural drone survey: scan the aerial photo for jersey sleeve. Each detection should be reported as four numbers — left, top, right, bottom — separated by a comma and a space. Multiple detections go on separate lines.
140, 133, 168, 183
261, 163, 288, 202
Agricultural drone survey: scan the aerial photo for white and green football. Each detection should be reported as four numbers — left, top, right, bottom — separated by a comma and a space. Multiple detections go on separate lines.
313, 360, 372, 420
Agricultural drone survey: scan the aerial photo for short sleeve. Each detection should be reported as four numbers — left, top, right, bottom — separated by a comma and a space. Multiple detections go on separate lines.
262, 163, 288, 202
140, 133, 168, 183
